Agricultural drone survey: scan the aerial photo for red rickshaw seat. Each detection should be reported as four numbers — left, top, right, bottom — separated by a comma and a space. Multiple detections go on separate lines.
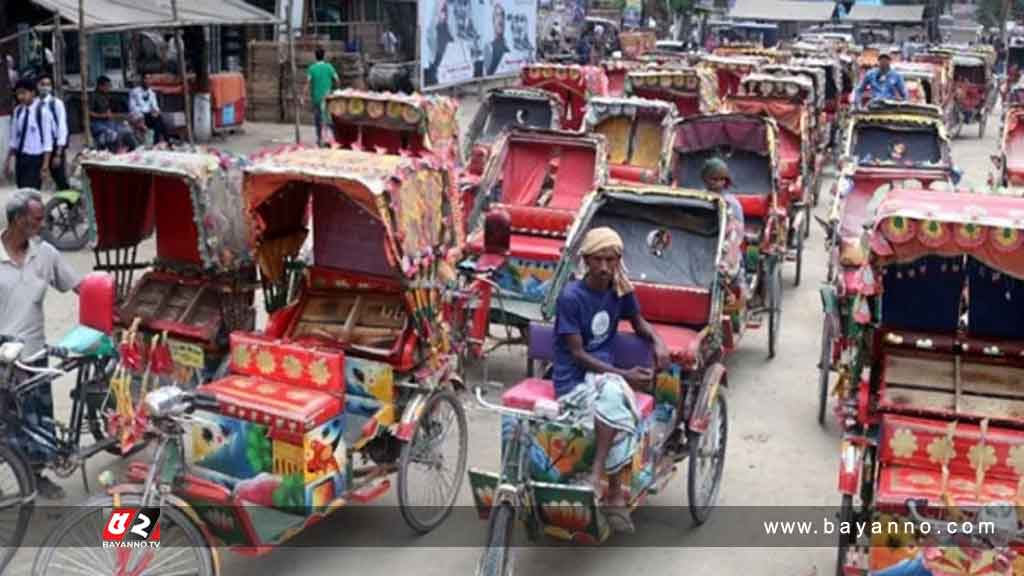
198, 375, 343, 436
632, 283, 710, 327
501, 377, 655, 418
619, 320, 704, 367
467, 233, 565, 262
496, 204, 575, 237
608, 164, 658, 183
737, 194, 770, 219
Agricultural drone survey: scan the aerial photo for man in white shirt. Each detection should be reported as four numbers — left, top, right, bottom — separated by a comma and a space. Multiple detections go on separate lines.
37, 75, 69, 191
381, 28, 399, 57
4, 79, 52, 190
129, 76, 167, 144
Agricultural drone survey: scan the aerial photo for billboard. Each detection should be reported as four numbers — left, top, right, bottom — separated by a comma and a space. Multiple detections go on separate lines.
420, 0, 538, 89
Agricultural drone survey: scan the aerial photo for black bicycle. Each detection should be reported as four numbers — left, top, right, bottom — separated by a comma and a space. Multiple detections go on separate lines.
0, 335, 127, 573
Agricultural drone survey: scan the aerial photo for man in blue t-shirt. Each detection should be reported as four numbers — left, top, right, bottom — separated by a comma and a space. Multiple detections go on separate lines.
552, 226, 668, 529
854, 53, 907, 106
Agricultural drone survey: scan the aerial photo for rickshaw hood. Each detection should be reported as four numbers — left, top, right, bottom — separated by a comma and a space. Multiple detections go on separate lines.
868, 189, 1024, 279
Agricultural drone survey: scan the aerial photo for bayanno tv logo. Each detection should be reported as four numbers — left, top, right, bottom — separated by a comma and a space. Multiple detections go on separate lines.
102, 508, 161, 549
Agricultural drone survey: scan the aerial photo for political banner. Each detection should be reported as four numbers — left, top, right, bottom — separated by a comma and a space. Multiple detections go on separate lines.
420, 0, 538, 89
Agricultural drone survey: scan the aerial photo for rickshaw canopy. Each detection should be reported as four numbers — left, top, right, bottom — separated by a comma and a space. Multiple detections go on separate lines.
583, 97, 677, 178
324, 90, 460, 163
81, 148, 251, 272
521, 64, 610, 130
790, 57, 843, 103
698, 54, 768, 96
845, 103, 951, 168
625, 68, 720, 117
731, 74, 815, 134
463, 88, 564, 160
869, 189, 1024, 281
760, 64, 826, 111
669, 113, 779, 194
243, 147, 461, 283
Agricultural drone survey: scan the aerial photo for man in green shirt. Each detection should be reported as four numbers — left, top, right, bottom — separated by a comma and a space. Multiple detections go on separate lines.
305, 48, 339, 147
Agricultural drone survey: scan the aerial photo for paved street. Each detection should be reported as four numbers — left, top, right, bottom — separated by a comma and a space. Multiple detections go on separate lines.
0, 99, 1005, 575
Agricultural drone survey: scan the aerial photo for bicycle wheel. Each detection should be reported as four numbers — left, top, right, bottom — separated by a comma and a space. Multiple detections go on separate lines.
33, 493, 214, 576
817, 320, 832, 427
40, 196, 89, 252
397, 389, 469, 533
476, 502, 515, 576
0, 442, 34, 575
767, 264, 783, 360
687, 392, 727, 526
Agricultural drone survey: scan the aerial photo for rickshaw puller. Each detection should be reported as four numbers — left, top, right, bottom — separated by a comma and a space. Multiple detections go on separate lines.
553, 227, 669, 532
854, 52, 907, 106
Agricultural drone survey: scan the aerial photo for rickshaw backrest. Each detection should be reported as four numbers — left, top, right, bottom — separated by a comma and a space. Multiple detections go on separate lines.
881, 255, 964, 333
528, 322, 656, 370
673, 149, 772, 198
153, 175, 202, 264
500, 141, 597, 210
966, 258, 1024, 341
79, 272, 115, 334
852, 126, 942, 164
312, 185, 394, 278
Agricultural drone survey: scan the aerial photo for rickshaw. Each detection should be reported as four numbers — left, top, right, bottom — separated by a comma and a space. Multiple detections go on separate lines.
818, 102, 955, 425
624, 67, 721, 118
582, 96, 676, 184
909, 51, 958, 132
760, 63, 830, 153
468, 184, 732, 574
832, 189, 1024, 575
520, 63, 610, 131
461, 128, 607, 357
887, 61, 957, 135
950, 52, 996, 138
667, 113, 787, 352
1007, 36, 1024, 92
618, 30, 656, 59
993, 84, 1024, 188
80, 148, 257, 385
698, 54, 766, 98
462, 88, 564, 176
712, 44, 788, 63
324, 89, 461, 164
601, 59, 647, 97
33, 147, 471, 575
790, 56, 846, 147
728, 73, 820, 253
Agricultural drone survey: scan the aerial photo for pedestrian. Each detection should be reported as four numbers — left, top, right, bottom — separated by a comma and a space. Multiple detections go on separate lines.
0, 189, 81, 499
37, 75, 69, 191
304, 47, 339, 147
381, 27, 399, 58
89, 75, 120, 150
129, 75, 168, 145
4, 78, 53, 190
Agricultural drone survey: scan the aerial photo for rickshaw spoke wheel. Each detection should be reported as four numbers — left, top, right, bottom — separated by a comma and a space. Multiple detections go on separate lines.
398, 389, 468, 533
0, 442, 33, 575
33, 494, 214, 576
767, 264, 782, 359
687, 392, 727, 526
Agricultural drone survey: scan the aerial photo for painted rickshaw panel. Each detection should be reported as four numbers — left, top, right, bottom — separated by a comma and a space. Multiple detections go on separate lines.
697, 54, 767, 98
624, 67, 720, 118
582, 96, 677, 183
521, 64, 611, 131
600, 59, 648, 97
1002, 105, 1024, 186
323, 89, 460, 164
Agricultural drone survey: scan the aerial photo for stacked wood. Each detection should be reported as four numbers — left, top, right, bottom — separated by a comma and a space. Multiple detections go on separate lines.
247, 39, 367, 124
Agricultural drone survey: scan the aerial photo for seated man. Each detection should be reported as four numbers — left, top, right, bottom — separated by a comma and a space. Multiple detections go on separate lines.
702, 158, 747, 298
553, 226, 669, 533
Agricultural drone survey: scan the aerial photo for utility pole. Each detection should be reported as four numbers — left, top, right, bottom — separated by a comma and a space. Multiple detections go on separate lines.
79, 0, 90, 147
170, 0, 194, 143
1005, 0, 1012, 50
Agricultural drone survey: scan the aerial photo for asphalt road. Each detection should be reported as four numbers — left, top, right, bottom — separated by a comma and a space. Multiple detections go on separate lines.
0, 104, 1005, 575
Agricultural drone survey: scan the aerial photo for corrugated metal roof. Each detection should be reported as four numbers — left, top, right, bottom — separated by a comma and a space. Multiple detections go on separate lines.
844, 4, 926, 23
729, 0, 837, 23
32, 0, 278, 31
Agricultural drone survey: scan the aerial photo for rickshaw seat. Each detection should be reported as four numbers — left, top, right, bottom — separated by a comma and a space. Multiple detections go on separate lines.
737, 194, 770, 219
467, 234, 564, 262
876, 414, 1024, 506
632, 283, 710, 327
619, 321, 704, 367
79, 273, 115, 334
496, 204, 575, 237
501, 378, 655, 419
198, 375, 343, 436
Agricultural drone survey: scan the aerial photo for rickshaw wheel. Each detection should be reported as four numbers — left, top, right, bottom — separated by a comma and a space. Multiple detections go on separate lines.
41, 196, 89, 251
835, 494, 855, 576
398, 389, 469, 533
979, 114, 987, 139
687, 392, 727, 526
0, 442, 34, 576
477, 502, 515, 576
767, 265, 782, 359
793, 228, 804, 288
817, 320, 832, 426
952, 107, 963, 139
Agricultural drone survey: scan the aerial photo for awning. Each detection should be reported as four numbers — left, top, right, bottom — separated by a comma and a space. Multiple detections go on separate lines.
728, 0, 837, 23
31, 0, 279, 32
844, 4, 925, 24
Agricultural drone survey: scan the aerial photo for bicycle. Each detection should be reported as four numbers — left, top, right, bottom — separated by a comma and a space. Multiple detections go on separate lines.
33, 385, 219, 575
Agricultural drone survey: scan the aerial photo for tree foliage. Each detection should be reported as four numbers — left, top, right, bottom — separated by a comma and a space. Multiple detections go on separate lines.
977, 0, 1024, 29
